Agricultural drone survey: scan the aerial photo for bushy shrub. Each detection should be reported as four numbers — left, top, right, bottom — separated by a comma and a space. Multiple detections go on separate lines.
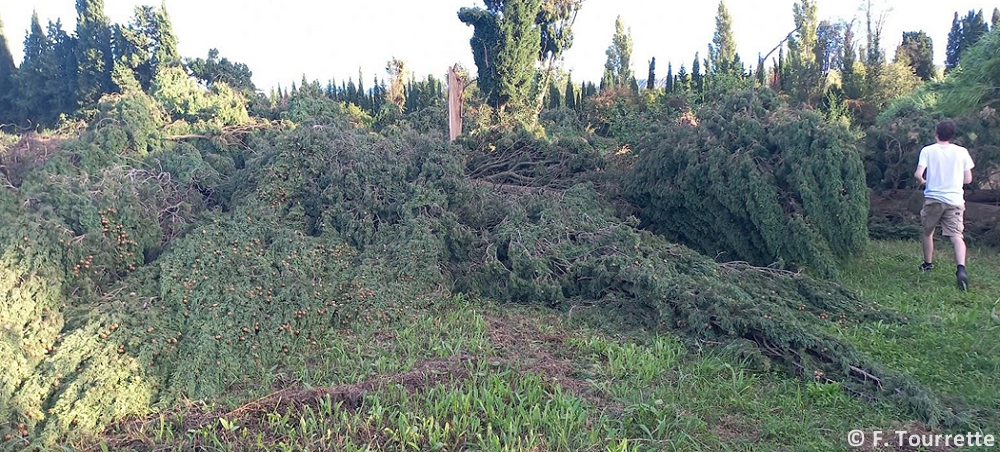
627, 89, 869, 278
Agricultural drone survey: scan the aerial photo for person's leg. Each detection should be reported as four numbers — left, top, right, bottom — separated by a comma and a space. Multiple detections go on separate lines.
942, 204, 968, 290
951, 235, 967, 266
922, 231, 935, 264
919, 200, 943, 270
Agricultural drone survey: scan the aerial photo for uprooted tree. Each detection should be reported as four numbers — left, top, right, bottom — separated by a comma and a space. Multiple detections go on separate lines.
626, 89, 869, 278
0, 87, 980, 446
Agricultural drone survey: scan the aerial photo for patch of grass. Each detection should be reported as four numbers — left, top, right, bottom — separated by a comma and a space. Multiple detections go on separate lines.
837, 240, 1000, 422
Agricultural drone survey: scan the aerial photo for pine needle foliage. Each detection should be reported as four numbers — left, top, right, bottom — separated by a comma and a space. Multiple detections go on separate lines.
626, 90, 869, 278
0, 93, 975, 446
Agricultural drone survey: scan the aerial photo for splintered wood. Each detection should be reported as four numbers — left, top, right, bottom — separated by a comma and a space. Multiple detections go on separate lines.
448, 65, 464, 142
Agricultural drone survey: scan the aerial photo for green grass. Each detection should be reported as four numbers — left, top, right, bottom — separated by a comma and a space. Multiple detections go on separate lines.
837, 240, 1000, 423
60, 241, 999, 452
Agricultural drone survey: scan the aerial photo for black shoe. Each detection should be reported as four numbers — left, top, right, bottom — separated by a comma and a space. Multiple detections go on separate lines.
956, 267, 968, 291
919, 262, 934, 272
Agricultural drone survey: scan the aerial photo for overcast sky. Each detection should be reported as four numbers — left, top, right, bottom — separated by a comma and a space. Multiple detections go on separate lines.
2, 0, 997, 90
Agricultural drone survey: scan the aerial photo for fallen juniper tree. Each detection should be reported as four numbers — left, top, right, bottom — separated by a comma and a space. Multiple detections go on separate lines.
626, 90, 870, 278
0, 91, 981, 446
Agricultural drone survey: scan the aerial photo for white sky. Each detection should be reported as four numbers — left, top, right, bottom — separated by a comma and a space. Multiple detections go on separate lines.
1, 0, 997, 90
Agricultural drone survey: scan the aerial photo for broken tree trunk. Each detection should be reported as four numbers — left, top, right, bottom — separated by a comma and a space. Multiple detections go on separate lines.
448, 65, 464, 142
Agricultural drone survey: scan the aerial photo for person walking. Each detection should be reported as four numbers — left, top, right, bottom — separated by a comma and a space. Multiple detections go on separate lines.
914, 120, 975, 290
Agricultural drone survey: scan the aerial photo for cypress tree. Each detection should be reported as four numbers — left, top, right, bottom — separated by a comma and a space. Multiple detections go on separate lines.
962, 10, 988, 50
895, 31, 933, 81
646, 57, 656, 90
154, 2, 179, 68
17, 12, 50, 123
346, 78, 356, 105
665, 62, 674, 93
993, 8, 999, 29
357, 68, 366, 108
458, 0, 543, 120
710, 0, 740, 76
676, 64, 689, 92
48, 21, 77, 117
0, 11, 15, 125
841, 23, 863, 98
75, 0, 114, 107
604, 15, 634, 87
755, 54, 766, 85
564, 74, 576, 109
547, 80, 561, 108
692, 53, 702, 93
787, 0, 819, 102
945, 12, 962, 71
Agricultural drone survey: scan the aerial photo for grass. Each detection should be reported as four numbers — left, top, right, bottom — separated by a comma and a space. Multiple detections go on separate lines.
48, 240, 998, 452
837, 240, 1000, 424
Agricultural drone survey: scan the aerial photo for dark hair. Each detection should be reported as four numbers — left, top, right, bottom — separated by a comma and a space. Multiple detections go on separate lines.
936, 120, 957, 142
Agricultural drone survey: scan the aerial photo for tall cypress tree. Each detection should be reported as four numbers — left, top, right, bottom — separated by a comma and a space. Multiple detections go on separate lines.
646, 57, 656, 90
691, 53, 702, 93
604, 16, 634, 87
43, 20, 77, 122
459, 0, 542, 119
945, 12, 962, 71
17, 12, 51, 123
962, 10, 988, 49
75, 0, 114, 107
676, 64, 689, 92
787, 0, 819, 102
841, 22, 863, 98
665, 62, 673, 93
546, 80, 561, 108
710, 1, 740, 76
0, 11, 17, 124
564, 75, 576, 109
155, 2, 179, 67
993, 8, 999, 29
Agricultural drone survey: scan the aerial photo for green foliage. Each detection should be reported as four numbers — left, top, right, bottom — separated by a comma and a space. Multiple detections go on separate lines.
946, 10, 991, 71
866, 97, 1000, 192
603, 16, 634, 88
0, 11, 16, 125
75, 0, 115, 108
459, 0, 543, 122
869, 28, 1000, 191
710, 1, 741, 76
895, 31, 934, 81
150, 67, 250, 126
841, 25, 864, 99
0, 99, 978, 446
785, 0, 820, 103
185, 48, 255, 94
936, 28, 1000, 116
865, 60, 923, 111
113, 4, 181, 91
627, 89, 869, 278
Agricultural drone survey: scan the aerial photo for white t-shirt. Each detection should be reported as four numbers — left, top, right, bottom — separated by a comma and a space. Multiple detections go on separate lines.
917, 143, 974, 207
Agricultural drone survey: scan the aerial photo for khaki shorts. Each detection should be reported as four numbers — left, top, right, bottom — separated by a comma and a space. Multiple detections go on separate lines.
921, 199, 965, 238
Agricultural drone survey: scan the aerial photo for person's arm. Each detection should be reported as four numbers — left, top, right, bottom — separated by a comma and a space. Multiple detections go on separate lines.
964, 151, 975, 185
915, 148, 927, 185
